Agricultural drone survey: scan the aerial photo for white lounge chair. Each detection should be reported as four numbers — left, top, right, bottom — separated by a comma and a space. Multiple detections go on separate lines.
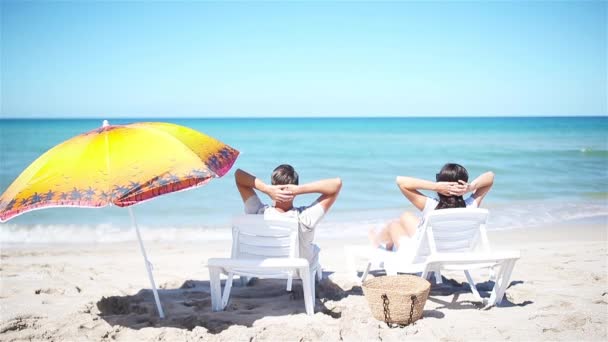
345, 208, 519, 307
207, 215, 322, 315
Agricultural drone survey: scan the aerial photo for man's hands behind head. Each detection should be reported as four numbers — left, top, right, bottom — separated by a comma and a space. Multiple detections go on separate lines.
265, 184, 296, 203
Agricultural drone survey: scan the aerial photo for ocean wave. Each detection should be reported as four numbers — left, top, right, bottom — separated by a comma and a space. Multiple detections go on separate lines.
0, 223, 232, 244
579, 147, 608, 156
1, 200, 606, 244
314, 200, 608, 236
531, 148, 608, 158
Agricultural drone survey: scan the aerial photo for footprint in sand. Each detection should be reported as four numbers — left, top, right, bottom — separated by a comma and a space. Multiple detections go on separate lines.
0, 315, 44, 333
538, 300, 574, 311
505, 285, 535, 304
79, 302, 96, 314
590, 273, 604, 283
229, 303, 256, 311
97, 296, 132, 315
562, 315, 591, 330
34, 288, 65, 295
532, 314, 590, 334
166, 315, 208, 331
593, 292, 608, 304
160, 281, 183, 289
555, 253, 574, 258
180, 280, 198, 289
129, 304, 149, 314
182, 299, 211, 311
184, 291, 210, 299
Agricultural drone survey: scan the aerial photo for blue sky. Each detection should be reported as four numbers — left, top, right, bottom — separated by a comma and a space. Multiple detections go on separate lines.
1, 1, 606, 118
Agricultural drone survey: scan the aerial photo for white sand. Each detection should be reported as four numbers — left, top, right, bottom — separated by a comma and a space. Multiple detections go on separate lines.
1, 218, 607, 341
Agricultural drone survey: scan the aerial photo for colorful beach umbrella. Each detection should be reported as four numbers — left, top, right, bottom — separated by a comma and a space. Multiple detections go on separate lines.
0, 120, 239, 318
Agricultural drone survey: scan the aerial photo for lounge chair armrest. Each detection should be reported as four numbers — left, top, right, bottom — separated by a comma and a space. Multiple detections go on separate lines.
208, 257, 310, 270
427, 251, 520, 266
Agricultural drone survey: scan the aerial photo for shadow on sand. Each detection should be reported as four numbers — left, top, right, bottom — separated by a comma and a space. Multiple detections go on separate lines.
96, 273, 360, 334
96, 272, 530, 333
428, 277, 533, 310
364, 270, 533, 310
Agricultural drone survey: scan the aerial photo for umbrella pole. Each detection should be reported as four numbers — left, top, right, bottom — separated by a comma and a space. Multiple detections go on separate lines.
129, 207, 165, 319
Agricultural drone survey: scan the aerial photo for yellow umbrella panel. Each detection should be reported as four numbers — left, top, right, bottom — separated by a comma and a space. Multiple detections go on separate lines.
0, 121, 239, 221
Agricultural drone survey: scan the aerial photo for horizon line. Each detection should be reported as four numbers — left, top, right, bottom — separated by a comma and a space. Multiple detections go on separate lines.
0, 114, 606, 120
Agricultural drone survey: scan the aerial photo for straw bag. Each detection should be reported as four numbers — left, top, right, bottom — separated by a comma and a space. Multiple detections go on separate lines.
362, 275, 431, 327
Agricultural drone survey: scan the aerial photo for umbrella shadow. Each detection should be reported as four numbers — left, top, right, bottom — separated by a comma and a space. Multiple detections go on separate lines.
96, 275, 355, 334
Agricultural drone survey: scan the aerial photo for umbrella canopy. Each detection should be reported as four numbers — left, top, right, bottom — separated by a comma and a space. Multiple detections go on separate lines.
0, 120, 239, 318
0, 121, 239, 221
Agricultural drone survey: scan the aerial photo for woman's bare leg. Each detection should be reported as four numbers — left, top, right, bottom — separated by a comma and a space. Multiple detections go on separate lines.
399, 211, 420, 238
369, 212, 420, 250
369, 220, 403, 250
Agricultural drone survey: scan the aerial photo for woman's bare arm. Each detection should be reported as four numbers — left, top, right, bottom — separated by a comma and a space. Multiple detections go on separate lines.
468, 171, 495, 206
396, 176, 462, 211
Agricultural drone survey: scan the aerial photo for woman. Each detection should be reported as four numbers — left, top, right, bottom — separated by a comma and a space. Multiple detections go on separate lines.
369, 163, 495, 251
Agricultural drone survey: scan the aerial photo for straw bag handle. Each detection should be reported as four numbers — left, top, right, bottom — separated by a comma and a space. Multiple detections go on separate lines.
381, 294, 417, 328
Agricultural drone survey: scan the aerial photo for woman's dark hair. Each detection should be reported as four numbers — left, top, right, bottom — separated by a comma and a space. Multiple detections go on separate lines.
271, 164, 299, 185
435, 163, 469, 210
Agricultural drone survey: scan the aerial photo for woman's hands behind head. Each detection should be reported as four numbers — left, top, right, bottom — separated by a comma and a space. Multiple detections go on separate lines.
435, 181, 468, 196
451, 180, 470, 196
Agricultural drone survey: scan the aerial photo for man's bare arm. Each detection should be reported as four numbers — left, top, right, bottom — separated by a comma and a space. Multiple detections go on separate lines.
285, 178, 342, 212
234, 168, 294, 203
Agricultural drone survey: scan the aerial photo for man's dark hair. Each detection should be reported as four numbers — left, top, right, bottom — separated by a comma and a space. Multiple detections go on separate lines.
271, 164, 299, 185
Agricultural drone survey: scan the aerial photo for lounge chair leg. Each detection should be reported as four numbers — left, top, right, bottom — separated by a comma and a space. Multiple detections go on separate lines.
299, 267, 314, 315
360, 261, 372, 283
464, 270, 483, 302
385, 260, 398, 276
489, 266, 496, 282
286, 272, 293, 291
422, 264, 433, 280
488, 259, 516, 307
310, 268, 317, 303
487, 262, 503, 307
346, 245, 373, 283
434, 270, 443, 284
221, 272, 234, 309
498, 260, 516, 303
209, 267, 222, 312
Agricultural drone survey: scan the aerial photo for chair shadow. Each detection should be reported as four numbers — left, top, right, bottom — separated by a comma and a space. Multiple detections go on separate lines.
96, 273, 530, 332
96, 274, 358, 334
359, 270, 532, 311
427, 277, 533, 310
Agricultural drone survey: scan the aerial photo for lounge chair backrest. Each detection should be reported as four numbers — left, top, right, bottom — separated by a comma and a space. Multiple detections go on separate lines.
421, 208, 490, 255
231, 214, 300, 260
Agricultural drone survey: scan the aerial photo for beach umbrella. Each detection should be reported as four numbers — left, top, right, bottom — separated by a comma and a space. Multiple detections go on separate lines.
0, 120, 239, 318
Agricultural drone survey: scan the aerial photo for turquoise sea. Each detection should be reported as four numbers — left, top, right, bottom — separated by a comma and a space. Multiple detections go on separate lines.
1, 117, 607, 243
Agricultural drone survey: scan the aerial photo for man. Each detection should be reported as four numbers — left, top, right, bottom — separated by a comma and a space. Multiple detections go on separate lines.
234, 165, 342, 265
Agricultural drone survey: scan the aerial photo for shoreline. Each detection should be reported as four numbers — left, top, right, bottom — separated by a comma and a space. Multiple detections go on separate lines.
2, 196, 606, 231
1, 214, 606, 248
